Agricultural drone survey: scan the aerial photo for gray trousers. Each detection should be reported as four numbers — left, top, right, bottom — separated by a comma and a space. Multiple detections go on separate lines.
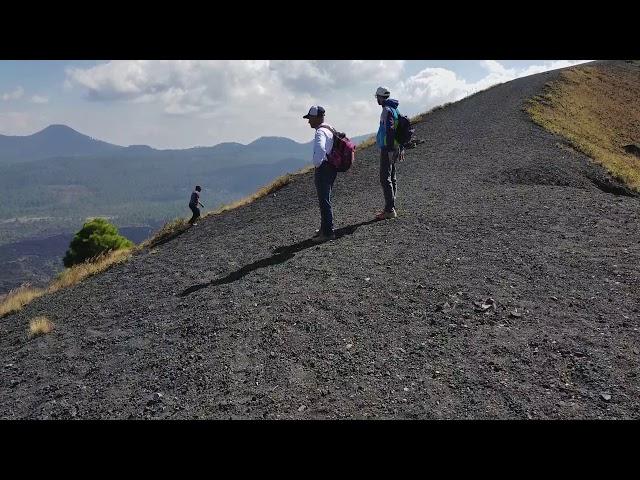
380, 150, 398, 212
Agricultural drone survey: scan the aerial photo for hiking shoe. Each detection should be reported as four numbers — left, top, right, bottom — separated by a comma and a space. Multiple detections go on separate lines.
312, 232, 336, 243
375, 209, 397, 220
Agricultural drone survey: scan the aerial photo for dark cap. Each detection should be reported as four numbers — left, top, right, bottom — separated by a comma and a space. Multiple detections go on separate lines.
303, 105, 325, 118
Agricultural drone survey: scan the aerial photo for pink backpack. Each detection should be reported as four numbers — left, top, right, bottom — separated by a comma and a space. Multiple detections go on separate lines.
319, 125, 355, 172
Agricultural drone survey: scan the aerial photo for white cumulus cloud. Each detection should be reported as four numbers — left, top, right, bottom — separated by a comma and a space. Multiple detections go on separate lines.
2, 86, 24, 101
61, 60, 592, 147
395, 60, 592, 116
31, 95, 49, 104
65, 60, 406, 115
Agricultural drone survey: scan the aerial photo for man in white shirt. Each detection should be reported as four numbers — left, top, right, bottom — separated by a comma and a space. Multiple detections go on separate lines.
303, 105, 337, 242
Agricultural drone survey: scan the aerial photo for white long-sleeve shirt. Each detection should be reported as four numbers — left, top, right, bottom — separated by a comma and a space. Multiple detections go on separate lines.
312, 124, 334, 167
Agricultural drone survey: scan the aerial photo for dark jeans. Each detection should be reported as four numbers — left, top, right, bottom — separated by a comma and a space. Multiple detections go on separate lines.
188, 204, 200, 224
314, 161, 337, 235
380, 149, 398, 212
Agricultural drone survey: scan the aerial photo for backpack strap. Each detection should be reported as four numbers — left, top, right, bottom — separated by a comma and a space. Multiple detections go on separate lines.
318, 124, 337, 135
319, 124, 346, 139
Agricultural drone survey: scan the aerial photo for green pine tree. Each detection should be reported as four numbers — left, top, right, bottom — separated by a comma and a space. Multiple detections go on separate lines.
63, 218, 134, 267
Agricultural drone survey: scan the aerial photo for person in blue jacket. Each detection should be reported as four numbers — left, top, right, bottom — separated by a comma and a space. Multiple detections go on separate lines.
375, 86, 404, 220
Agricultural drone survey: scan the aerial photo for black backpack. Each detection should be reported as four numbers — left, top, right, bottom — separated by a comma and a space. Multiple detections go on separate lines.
395, 112, 414, 146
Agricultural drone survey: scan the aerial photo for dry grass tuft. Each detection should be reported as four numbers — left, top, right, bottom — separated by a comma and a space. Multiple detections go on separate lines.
526, 63, 640, 191
28, 316, 54, 337
1, 248, 133, 318
203, 171, 301, 219
0, 284, 46, 318
49, 248, 133, 292
357, 136, 377, 150
139, 218, 190, 249
141, 170, 307, 249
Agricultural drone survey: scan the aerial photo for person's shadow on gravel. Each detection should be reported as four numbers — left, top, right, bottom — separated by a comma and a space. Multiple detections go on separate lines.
179, 219, 378, 297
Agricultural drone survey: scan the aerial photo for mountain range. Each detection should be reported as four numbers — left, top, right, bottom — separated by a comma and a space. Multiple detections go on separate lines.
0, 124, 372, 165
0, 124, 372, 292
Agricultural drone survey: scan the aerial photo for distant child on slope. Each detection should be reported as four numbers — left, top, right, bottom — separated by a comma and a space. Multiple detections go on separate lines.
189, 185, 205, 225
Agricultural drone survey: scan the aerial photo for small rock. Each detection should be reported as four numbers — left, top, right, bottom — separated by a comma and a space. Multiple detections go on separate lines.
403, 387, 409, 392
633, 348, 640, 355
346, 343, 353, 350
298, 405, 306, 412
600, 392, 612, 402
436, 301, 452, 312
550, 296, 558, 301
473, 298, 496, 312
364, 277, 370, 282
148, 392, 163, 404
510, 310, 522, 318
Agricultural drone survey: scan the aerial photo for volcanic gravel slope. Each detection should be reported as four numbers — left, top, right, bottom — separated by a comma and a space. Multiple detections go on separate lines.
1, 61, 639, 420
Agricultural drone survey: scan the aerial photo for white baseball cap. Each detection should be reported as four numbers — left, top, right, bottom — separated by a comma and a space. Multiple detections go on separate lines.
303, 105, 326, 118
375, 86, 390, 98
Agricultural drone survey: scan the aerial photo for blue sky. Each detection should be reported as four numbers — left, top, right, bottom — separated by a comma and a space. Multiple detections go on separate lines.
0, 60, 590, 149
